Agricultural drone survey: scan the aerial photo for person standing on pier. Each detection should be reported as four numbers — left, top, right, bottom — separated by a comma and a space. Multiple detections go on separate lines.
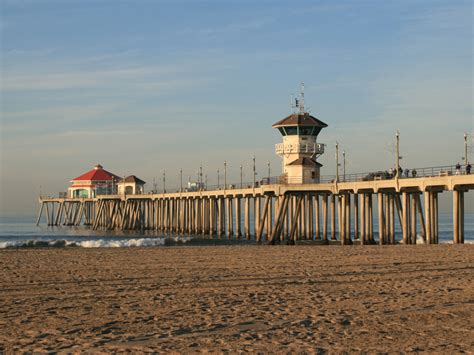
467, 163, 471, 175
412, 168, 417, 177
389, 167, 394, 178
456, 162, 461, 175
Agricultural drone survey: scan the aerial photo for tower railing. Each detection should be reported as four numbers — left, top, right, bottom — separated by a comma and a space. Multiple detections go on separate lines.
275, 142, 325, 155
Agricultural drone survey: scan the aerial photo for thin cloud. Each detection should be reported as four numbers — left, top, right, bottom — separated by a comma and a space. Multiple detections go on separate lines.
4, 48, 58, 57
179, 17, 274, 38
1, 65, 181, 91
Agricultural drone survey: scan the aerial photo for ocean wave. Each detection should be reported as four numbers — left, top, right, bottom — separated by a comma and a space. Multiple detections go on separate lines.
440, 240, 474, 244
0, 237, 191, 249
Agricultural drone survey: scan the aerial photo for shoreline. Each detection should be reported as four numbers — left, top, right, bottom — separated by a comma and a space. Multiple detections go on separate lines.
1, 245, 473, 352
1, 236, 474, 249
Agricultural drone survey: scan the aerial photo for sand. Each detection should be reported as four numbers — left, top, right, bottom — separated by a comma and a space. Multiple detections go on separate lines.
0, 245, 473, 353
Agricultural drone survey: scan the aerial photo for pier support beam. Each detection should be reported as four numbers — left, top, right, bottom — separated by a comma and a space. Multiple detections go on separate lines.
254, 196, 260, 239
368, 193, 374, 243
453, 190, 459, 243
227, 197, 233, 238
425, 192, 432, 244
402, 191, 409, 244
345, 194, 351, 244
307, 195, 313, 240
378, 193, 385, 245
235, 197, 241, 238
453, 190, 464, 244
266, 197, 273, 240
314, 194, 320, 240
322, 194, 328, 241
256, 196, 270, 243
354, 193, 359, 240
362, 194, 367, 243
432, 192, 439, 244
460, 191, 465, 243
331, 195, 336, 240
339, 194, 345, 244
411, 194, 417, 244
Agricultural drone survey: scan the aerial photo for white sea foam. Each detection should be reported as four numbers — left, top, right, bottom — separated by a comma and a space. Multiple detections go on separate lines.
440, 239, 474, 244
402, 234, 474, 245
416, 234, 426, 244
66, 238, 167, 248
0, 237, 191, 248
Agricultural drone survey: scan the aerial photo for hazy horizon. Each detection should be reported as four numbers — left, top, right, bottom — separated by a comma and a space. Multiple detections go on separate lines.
1, 0, 473, 216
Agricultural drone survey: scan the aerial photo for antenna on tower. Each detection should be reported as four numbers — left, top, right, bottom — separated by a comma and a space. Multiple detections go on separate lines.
289, 82, 307, 113
299, 81, 305, 113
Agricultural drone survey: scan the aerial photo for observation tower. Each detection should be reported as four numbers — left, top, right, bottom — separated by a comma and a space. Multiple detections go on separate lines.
272, 83, 328, 183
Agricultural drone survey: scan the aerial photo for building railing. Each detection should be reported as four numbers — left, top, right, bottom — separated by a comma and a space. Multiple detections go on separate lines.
275, 142, 325, 155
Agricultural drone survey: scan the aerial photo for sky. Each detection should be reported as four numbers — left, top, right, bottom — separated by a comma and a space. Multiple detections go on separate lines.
0, 0, 472, 216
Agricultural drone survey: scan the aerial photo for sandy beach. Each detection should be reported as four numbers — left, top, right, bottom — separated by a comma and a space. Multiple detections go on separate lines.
0, 245, 473, 353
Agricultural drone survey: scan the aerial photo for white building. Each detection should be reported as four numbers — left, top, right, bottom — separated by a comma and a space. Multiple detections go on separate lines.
272, 84, 327, 184
116, 175, 146, 195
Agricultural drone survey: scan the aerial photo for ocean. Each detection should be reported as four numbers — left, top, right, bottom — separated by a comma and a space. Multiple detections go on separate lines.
0, 213, 473, 248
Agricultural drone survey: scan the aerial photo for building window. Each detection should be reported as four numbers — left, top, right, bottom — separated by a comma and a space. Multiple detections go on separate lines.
74, 189, 88, 198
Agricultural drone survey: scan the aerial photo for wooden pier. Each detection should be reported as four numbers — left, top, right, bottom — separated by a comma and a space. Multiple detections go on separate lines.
37, 174, 473, 244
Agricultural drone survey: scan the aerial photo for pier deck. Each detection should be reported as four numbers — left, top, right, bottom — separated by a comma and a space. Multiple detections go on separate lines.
38, 175, 474, 245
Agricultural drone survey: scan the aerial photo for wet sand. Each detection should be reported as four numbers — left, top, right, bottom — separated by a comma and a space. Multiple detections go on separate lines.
0, 245, 473, 353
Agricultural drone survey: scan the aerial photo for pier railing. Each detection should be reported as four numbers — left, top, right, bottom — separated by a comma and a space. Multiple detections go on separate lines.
52, 164, 470, 198
321, 164, 468, 183
164, 164, 468, 191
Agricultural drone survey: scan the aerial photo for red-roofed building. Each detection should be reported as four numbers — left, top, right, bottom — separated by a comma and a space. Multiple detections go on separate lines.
68, 164, 121, 198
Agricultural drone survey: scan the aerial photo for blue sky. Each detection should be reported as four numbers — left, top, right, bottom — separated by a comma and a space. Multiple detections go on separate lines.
1, 0, 472, 215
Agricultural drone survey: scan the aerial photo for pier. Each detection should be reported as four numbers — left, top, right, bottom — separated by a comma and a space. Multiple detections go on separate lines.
36, 84, 473, 245
37, 172, 473, 244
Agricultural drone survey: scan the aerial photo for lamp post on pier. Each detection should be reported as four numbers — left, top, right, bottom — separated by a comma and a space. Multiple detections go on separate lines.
199, 165, 203, 190
396, 130, 400, 178
240, 165, 243, 188
464, 132, 469, 164
335, 142, 339, 182
267, 161, 270, 183
224, 161, 227, 189
162, 170, 166, 193
252, 156, 256, 187
342, 150, 346, 182
180, 168, 183, 192
217, 169, 220, 189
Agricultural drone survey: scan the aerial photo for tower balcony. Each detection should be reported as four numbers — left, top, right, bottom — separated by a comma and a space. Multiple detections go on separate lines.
275, 142, 325, 155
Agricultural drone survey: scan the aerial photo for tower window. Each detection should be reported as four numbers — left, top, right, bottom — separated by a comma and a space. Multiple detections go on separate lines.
285, 127, 298, 135
299, 126, 314, 135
